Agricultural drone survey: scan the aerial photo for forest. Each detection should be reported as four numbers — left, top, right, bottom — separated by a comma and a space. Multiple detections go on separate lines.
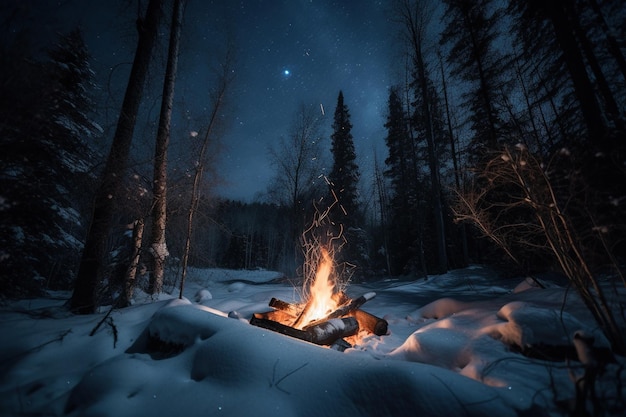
1, 0, 624, 348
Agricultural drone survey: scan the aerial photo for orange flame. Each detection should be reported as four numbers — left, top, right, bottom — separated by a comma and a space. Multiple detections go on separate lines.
295, 247, 339, 328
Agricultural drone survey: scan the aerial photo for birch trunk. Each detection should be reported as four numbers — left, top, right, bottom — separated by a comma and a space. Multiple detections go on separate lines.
148, 0, 185, 294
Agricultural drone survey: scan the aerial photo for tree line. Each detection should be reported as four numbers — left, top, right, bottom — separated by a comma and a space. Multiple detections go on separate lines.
1, 0, 624, 343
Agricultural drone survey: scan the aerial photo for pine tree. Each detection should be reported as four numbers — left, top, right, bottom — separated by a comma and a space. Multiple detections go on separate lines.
328, 91, 361, 227
0, 28, 99, 296
383, 86, 421, 275
440, 0, 511, 159
327, 91, 366, 276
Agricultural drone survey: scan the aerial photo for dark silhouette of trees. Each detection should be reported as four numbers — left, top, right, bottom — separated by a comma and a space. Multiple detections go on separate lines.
507, 0, 626, 262
71, 0, 164, 314
382, 86, 422, 275
387, 0, 457, 275
0, 27, 100, 296
440, 0, 512, 158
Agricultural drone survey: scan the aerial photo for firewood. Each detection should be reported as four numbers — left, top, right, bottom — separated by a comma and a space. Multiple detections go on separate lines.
268, 296, 387, 336
269, 297, 302, 317
348, 309, 388, 336
302, 292, 376, 330
306, 317, 359, 345
250, 313, 313, 343
250, 313, 358, 346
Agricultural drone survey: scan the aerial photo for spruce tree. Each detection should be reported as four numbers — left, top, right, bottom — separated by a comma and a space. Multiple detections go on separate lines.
328, 91, 361, 227
327, 91, 367, 277
383, 87, 421, 275
0, 28, 99, 296
440, 0, 511, 159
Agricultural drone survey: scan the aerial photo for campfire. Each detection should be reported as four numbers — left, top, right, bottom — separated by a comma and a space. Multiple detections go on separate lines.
250, 247, 388, 351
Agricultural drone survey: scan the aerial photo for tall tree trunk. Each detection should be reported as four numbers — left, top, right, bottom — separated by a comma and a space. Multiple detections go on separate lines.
514, 55, 543, 153
373, 153, 392, 275
406, 7, 448, 273
439, 51, 468, 266
70, 0, 163, 314
148, 0, 185, 295
546, 2, 607, 143
588, 0, 626, 83
568, 3, 624, 134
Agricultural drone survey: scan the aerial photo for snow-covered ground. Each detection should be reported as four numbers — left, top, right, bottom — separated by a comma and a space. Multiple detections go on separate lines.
1, 265, 624, 416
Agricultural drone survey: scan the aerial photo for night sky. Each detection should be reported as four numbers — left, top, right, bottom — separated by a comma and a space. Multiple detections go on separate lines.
185, 0, 396, 201
17, 0, 398, 201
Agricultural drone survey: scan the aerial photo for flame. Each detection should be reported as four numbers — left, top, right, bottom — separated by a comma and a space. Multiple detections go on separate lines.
295, 247, 339, 328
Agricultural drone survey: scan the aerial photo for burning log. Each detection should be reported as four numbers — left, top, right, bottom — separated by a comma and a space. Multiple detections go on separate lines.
348, 309, 388, 336
269, 297, 302, 317
263, 295, 388, 337
250, 313, 358, 346
302, 292, 376, 330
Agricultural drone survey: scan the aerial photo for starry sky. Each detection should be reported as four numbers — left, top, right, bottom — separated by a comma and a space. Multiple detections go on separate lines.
14, 0, 399, 201
181, 0, 397, 201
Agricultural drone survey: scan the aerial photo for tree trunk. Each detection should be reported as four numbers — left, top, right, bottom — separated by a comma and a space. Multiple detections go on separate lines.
568, 3, 624, 134
148, 0, 185, 295
547, 2, 606, 142
439, 50, 468, 267
588, 0, 626, 83
412, 28, 448, 274
70, 0, 163, 314
119, 218, 144, 307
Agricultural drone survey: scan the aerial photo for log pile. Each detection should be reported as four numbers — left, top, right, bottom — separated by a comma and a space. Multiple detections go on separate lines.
250, 292, 388, 351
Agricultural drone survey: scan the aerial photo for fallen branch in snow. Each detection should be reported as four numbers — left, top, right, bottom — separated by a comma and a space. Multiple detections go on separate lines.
269, 359, 309, 394
89, 307, 118, 348
0, 329, 72, 369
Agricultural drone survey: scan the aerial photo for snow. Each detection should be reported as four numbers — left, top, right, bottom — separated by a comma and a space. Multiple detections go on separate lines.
1, 265, 624, 416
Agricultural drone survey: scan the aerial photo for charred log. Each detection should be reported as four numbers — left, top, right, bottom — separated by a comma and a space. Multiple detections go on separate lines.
250, 313, 359, 346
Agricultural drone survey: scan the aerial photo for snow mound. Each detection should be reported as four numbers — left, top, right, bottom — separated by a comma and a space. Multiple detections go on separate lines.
194, 288, 212, 302
389, 327, 471, 370
66, 303, 518, 417
408, 297, 471, 321
492, 301, 610, 349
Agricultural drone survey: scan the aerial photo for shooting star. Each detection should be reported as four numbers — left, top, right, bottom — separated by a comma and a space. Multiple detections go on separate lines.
320, 103, 325, 116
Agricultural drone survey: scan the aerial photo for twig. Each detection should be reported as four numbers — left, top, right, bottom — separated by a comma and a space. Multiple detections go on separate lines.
269, 359, 309, 394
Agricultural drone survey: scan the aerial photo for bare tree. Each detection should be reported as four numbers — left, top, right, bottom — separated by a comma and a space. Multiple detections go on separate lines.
70, 0, 163, 314
454, 145, 625, 355
268, 104, 326, 241
179, 47, 234, 299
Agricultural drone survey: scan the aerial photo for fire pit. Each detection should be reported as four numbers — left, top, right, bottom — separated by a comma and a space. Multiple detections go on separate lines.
250, 248, 388, 351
